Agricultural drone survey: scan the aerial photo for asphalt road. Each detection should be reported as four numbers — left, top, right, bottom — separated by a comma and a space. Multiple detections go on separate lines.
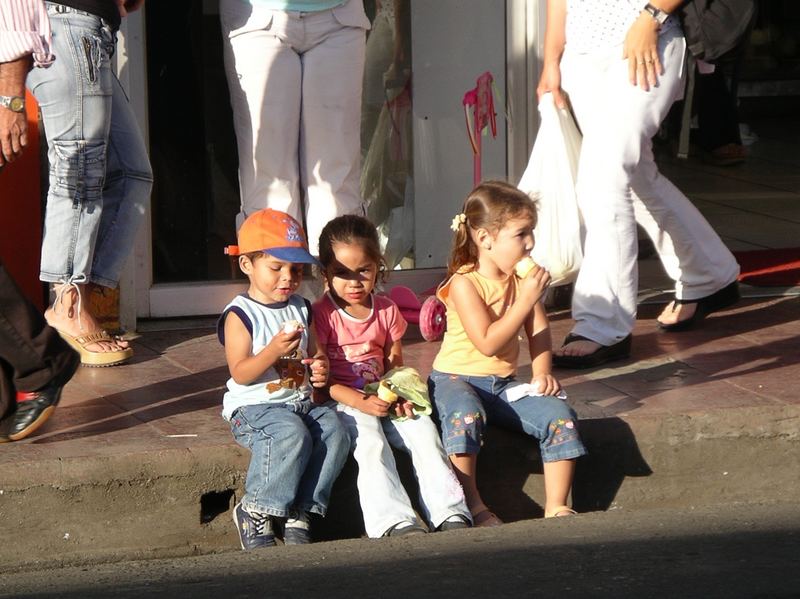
3, 502, 799, 599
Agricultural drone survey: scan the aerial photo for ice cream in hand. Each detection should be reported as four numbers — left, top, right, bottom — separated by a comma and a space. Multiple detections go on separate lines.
514, 256, 538, 278
376, 380, 399, 403
282, 320, 304, 335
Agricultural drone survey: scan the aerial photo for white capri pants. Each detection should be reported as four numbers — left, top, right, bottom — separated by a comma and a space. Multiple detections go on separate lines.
220, 0, 369, 255
560, 27, 740, 346
336, 405, 470, 538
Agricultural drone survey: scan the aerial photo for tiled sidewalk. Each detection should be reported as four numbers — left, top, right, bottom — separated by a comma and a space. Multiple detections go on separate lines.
3, 112, 798, 478
1, 292, 797, 466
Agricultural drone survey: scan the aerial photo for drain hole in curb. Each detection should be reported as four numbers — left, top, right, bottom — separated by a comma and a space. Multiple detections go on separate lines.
201, 489, 235, 524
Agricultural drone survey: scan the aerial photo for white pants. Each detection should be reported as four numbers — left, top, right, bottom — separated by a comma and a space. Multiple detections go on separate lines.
336, 405, 470, 538
560, 29, 740, 345
220, 0, 368, 255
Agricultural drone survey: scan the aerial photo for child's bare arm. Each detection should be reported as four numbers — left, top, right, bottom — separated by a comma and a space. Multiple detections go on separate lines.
526, 302, 561, 395
383, 338, 414, 418
383, 337, 404, 371
328, 383, 391, 417
303, 326, 329, 388
223, 312, 300, 385
452, 269, 549, 357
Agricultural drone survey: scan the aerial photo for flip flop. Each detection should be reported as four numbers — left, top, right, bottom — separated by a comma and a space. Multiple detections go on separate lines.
545, 506, 577, 518
57, 329, 133, 367
552, 334, 632, 370
658, 281, 740, 332
473, 509, 503, 528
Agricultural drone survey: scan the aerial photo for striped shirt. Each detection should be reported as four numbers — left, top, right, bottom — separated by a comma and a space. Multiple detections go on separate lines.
0, 0, 53, 67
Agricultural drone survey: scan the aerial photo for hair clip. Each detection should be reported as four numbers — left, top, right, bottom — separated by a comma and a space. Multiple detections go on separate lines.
450, 213, 467, 232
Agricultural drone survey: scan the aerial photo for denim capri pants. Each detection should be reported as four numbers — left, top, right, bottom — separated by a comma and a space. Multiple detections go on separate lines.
428, 370, 587, 462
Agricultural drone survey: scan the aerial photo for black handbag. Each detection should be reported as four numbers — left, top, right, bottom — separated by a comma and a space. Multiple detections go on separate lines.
678, 0, 756, 62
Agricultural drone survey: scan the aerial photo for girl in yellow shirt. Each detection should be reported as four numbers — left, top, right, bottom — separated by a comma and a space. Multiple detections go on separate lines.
429, 181, 587, 527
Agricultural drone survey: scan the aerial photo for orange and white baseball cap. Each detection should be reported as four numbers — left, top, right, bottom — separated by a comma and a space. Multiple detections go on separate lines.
225, 209, 319, 265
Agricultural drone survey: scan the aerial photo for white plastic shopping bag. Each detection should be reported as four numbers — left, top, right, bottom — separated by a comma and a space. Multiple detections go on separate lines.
517, 93, 583, 286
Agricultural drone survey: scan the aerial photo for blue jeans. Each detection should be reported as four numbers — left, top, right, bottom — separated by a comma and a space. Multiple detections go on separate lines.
26, 3, 153, 288
230, 400, 349, 517
428, 370, 587, 463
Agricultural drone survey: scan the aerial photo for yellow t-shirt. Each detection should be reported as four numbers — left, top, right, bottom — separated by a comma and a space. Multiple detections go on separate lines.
432, 270, 524, 378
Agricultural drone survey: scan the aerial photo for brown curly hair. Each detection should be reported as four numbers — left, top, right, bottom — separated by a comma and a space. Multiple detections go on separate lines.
447, 180, 538, 278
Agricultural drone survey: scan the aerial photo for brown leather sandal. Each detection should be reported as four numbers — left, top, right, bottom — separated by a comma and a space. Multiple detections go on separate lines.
57, 329, 133, 367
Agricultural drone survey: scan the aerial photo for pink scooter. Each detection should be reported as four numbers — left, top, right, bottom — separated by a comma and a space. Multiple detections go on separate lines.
387, 286, 447, 342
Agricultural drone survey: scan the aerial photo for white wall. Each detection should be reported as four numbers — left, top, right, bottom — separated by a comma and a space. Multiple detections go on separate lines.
411, 0, 508, 268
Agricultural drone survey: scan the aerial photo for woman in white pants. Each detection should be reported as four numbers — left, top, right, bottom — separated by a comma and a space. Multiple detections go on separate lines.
538, 0, 740, 369
219, 0, 370, 256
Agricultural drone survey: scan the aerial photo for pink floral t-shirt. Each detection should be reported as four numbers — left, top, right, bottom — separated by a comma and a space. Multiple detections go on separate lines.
313, 293, 407, 390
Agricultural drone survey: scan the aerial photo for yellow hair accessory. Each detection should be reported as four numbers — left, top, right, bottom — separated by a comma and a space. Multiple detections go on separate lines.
450, 213, 467, 232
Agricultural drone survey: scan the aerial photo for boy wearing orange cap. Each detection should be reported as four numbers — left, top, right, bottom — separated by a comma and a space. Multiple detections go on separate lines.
219, 208, 348, 549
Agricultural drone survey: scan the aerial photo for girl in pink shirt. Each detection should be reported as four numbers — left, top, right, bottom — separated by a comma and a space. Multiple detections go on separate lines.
313, 215, 471, 537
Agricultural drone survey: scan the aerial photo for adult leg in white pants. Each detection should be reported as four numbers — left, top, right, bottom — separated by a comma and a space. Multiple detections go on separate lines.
558, 29, 738, 357
220, 0, 367, 256
383, 415, 472, 530
336, 406, 420, 538
300, 8, 367, 256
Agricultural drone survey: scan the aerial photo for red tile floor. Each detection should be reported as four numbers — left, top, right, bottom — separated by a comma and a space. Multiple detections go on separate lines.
1, 292, 797, 470
3, 114, 799, 465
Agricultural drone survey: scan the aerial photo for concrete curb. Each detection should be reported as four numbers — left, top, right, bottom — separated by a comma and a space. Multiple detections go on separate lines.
2, 404, 798, 572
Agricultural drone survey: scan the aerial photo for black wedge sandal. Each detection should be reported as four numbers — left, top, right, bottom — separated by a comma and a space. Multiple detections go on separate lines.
658, 281, 740, 332
552, 334, 632, 370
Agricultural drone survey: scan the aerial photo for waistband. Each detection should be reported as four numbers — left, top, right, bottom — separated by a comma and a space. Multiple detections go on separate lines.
46, 2, 121, 31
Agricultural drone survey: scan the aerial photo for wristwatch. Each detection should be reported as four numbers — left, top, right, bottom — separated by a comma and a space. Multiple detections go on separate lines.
642, 3, 670, 26
0, 95, 25, 113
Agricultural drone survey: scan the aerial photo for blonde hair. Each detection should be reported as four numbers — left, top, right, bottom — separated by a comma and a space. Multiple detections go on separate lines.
447, 180, 537, 278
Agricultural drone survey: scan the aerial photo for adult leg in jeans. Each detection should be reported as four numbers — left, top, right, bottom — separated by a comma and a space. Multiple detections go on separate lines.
26, 7, 149, 358
89, 75, 152, 288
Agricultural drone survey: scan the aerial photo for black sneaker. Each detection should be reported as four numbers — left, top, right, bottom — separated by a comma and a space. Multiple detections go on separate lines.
232, 502, 276, 550
8, 348, 79, 442
283, 510, 312, 545
437, 514, 471, 532
8, 382, 65, 441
